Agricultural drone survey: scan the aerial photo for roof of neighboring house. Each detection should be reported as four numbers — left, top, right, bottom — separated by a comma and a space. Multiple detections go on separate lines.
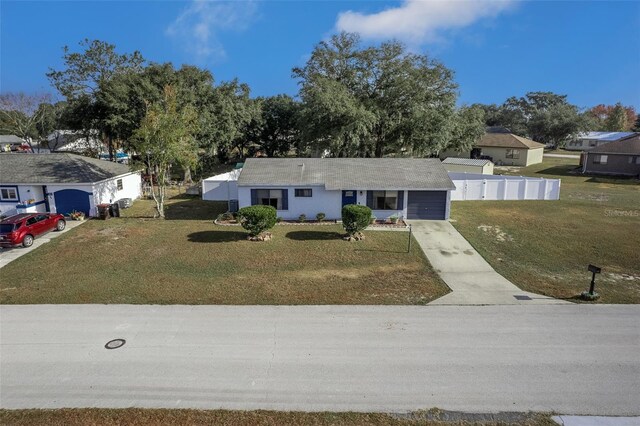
477, 132, 545, 150
0, 135, 26, 144
577, 131, 637, 141
486, 126, 511, 134
442, 158, 492, 167
237, 158, 455, 190
0, 153, 134, 184
587, 137, 640, 155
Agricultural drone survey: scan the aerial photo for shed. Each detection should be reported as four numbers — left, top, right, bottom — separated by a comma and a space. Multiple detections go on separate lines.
442, 158, 494, 175
202, 170, 240, 210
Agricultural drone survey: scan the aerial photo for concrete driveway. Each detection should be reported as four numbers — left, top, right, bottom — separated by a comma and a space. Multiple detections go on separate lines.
407, 220, 569, 305
0, 219, 85, 269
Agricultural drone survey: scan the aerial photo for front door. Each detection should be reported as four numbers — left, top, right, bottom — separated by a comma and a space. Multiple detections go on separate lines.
341, 190, 357, 207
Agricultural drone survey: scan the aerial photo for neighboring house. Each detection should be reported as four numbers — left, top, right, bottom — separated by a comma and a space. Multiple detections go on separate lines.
442, 158, 494, 175
0, 153, 141, 218
0, 135, 32, 153
566, 132, 638, 151
581, 135, 640, 177
442, 127, 545, 167
236, 158, 455, 220
47, 130, 105, 155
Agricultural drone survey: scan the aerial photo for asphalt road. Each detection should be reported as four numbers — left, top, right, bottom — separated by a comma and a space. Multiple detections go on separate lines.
1, 305, 639, 415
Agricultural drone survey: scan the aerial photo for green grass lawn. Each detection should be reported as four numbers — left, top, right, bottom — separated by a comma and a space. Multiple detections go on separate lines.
0, 192, 448, 305
452, 156, 640, 303
0, 408, 555, 426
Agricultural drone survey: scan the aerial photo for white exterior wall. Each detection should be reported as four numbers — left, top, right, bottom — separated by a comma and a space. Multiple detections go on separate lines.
238, 186, 410, 220
448, 173, 560, 201
203, 180, 238, 201
0, 185, 47, 217
355, 189, 408, 221
91, 172, 142, 216
238, 185, 342, 220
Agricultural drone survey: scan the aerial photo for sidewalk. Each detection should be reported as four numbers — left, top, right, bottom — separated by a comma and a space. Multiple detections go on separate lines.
406, 220, 570, 305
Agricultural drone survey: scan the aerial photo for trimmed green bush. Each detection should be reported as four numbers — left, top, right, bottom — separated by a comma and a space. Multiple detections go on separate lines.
237, 205, 277, 236
298, 214, 307, 223
316, 212, 326, 222
342, 204, 372, 236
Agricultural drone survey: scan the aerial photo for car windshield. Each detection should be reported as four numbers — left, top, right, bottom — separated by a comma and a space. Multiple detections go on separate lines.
0, 223, 16, 233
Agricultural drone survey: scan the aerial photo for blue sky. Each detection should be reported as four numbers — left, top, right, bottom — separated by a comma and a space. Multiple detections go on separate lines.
2, 0, 639, 110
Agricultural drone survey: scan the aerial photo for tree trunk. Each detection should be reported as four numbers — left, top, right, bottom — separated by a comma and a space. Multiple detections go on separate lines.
183, 166, 193, 185
108, 134, 114, 161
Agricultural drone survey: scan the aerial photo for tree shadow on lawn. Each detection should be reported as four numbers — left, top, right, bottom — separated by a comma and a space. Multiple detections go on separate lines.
187, 230, 247, 243
285, 230, 344, 241
534, 165, 581, 177
165, 199, 227, 220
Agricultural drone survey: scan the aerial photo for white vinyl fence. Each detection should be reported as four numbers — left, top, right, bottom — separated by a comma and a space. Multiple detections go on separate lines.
449, 172, 560, 201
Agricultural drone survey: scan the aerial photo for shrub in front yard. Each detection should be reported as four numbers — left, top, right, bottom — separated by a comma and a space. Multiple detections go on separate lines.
342, 204, 372, 240
237, 205, 277, 238
316, 212, 326, 222
298, 214, 307, 223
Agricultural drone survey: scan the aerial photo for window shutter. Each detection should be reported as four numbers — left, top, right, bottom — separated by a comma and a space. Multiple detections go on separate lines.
397, 191, 404, 210
366, 191, 373, 208
251, 189, 257, 205
281, 189, 288, 210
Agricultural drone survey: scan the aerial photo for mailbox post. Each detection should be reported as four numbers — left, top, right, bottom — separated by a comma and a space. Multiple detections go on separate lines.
587, 264, 601, 297
407, 224, 412, 253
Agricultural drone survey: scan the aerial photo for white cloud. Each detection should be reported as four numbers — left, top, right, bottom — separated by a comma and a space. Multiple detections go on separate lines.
336, 0, 515, 44
166, 0, 258, 61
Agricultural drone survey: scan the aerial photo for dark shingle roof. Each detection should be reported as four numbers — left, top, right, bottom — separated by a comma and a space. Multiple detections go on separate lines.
478, 132, 545, 150
0, 153, 134, 184
442, 158, 492, 166
238, 158, 455, 190
588, 137, 640, 155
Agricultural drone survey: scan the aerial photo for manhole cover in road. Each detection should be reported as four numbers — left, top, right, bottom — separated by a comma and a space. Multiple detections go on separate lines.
105, 339, 126, 350
514, 295, 532, 301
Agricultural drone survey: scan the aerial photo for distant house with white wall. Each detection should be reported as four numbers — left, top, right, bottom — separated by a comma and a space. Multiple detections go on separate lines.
442, 127, 545, 167
235, 158, 455, 220
566, 132, 638, 151
0, 153, 141, 218
47, 130, 105, 155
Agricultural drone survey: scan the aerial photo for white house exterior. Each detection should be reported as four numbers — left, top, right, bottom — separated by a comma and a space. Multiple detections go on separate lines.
236, 158, 455, 220
202, 170, 240, 201
47, 130, 105, 155
442, 158, 494, 175
0, 153, 141, 218
566, 132, 637, 151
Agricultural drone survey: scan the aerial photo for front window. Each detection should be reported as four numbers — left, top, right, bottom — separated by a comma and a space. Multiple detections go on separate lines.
593, 155, 608, 165
295, 188, 312, 197
116, 179, 123, 190
506, 149, 520, 159
372, 190, 398, 210
628, 156, 640, 165
590, 140, 597, 147
0, 187, 18, 201
256, 189, 284, 210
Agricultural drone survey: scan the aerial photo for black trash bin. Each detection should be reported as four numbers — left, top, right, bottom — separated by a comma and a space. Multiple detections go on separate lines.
109, 202, 120, 218
97, 203, 111, 220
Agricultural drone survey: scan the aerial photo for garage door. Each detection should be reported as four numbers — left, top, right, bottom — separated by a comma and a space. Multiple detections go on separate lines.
407, 191, 447, 220
54, 189, 91, 216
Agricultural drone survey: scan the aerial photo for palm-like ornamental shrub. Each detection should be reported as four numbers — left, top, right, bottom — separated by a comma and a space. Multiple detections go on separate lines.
341, 204, 372, 236
237, 205, 277, 237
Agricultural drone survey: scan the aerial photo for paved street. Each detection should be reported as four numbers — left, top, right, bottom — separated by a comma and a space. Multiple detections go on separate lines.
1, 304, 639, 415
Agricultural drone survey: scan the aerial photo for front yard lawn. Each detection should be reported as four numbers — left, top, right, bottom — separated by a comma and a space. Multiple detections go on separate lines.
0, 193, 448, 305
0, 408, 556, 426
452, 157, 640, 303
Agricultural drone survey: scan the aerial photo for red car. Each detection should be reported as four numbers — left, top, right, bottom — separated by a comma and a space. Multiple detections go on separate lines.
0, 213, 66, 248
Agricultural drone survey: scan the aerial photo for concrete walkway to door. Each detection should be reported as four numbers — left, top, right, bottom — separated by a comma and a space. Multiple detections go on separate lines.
407, 220, 570, 305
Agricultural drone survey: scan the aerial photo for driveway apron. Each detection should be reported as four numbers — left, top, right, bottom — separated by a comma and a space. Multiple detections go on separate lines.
406, 220, 569, 305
